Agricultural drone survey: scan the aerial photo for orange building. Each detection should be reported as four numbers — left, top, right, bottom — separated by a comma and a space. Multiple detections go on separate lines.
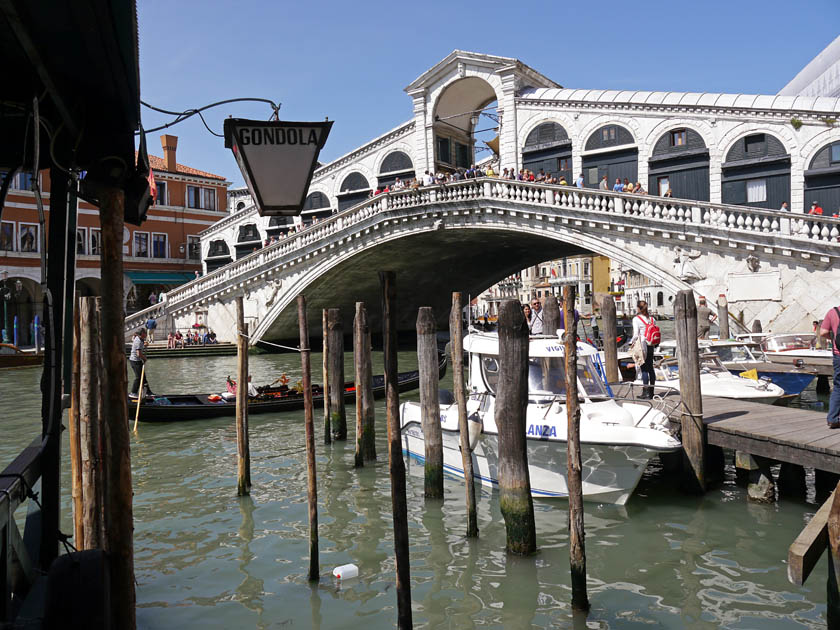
0, 134, 230, 345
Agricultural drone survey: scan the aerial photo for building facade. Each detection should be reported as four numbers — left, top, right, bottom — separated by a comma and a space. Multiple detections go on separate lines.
0, 134, 230, 344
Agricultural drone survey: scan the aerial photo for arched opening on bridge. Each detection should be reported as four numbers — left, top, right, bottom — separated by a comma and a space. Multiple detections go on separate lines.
205, 239, 232, 273
75, 276, 101, 297
337, 172, 370, 212
236, 201, 246, 211
301, 191, 332, 226
804, 140, 840, 213
582, 124, 638, 189
1, 277, 42, 347
235, 224, 263, 260
378, 151, 414, 188
521, 122, 572, 182
432, 77, 499, 173
721, 132, 790, 210
267, 215, 295, 238
647, 128, 710, 200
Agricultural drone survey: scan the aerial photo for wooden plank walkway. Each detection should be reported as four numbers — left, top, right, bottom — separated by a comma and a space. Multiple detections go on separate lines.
668, 396, 840, 473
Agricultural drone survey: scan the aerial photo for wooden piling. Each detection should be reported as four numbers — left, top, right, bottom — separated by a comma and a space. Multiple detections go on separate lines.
417, 307, 443, 498
828, 484, 840, 628
327, 308, 347, 441
752, 319, 763, 333
495, 299, 537, 555
451, 292, 478, 538
322, 309, 331, 444
379, 271, 412, 629
79, 297, 103, 551
354, 302, 376, 465
716, 294, 730, 340
563, 286, 589, 611
69, 291, 84, 549
674, 290, 705, 493
600, 296, 619, 384
542, 295, 561, 335
297, 295, 320, 582
98, 187, 135, 629
235, 296, 250, 496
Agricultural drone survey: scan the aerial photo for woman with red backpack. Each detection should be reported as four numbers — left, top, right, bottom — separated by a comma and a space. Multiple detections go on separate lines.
630, 300, 660, 399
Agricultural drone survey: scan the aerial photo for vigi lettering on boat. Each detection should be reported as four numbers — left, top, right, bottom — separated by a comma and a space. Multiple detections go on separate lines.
239, 127, 319, 146
527, 424, 556, 437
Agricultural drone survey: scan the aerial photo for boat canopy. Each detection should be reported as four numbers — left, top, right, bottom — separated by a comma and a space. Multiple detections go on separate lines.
762, 333, 817, 352
463, 331, 599, 358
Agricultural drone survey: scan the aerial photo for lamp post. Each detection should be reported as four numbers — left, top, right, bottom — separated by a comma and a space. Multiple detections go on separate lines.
1, 271, 11, 344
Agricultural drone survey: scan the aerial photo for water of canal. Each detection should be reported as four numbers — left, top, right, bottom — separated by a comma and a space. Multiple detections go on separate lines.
0, 343, 832, 629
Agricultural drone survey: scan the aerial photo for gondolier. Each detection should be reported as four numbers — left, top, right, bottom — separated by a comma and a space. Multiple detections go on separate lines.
129, 329, 154, 398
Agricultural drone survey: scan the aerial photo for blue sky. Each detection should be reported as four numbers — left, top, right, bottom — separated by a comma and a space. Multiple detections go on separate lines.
137, 0, 838, 188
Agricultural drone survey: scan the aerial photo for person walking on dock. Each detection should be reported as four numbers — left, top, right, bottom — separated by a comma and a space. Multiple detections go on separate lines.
631, 301, 657, 399
696, 297, 717, 339
129, 329, 153, 398
819, 306, 840, 429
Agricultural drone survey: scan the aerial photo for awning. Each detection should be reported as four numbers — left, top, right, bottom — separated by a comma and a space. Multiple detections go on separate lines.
125, 271, 194, 285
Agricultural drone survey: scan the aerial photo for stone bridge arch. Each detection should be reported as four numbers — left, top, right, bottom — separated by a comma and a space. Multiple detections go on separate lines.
249, 213, 695, 343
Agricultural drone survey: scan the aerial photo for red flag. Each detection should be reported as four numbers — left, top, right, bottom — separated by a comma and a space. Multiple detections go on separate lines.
148, 168, 158, 203
550, 268, 557, 277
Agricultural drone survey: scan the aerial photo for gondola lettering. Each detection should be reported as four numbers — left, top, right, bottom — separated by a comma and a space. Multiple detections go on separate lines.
239, 127, 319, 147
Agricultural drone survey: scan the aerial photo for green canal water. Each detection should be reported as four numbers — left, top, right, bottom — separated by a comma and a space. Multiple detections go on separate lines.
0, 349, 833, 629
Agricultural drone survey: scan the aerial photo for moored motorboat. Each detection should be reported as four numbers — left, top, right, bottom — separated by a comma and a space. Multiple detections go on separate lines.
399, 331, 681, 506
634, 353, 785, 404
133, 354, 446, 422
755, 333, 834, 378
0, 343, 43, 369
658, 340, 816, 397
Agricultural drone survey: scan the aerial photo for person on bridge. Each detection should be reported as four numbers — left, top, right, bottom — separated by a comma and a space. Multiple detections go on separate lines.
612, 178, 622, 192
631, 301, 656, 399
819, 306, 840, 429
529, 298, 544, 335
809, 201, 824, 215
599, 175, 609, 190
696, 297, 717, 339
145, 316, 157, 343
129, 329, 153, 398
575, 173, 584, 188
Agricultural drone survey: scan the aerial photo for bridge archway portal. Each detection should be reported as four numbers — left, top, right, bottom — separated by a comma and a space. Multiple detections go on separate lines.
433, 77, 500, 172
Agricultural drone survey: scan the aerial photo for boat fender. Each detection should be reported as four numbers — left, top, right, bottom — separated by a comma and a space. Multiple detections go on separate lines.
468, 411, 483, 450
208, 394, 222, 402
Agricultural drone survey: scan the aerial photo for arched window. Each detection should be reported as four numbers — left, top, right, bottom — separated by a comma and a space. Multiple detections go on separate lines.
237, 224, 261, 243
804, 141, 840, 214
207, 240, 230, 257
340, 172, 369, 193
303, 192, 330, 211
236, 201, 246, 211
585, 125, 634, 151
522, 122, 572, 183
648, 128, 710, 200
656, 291, 664, 307
524, 122, 569, 150
722, 133, 790, 210
380, 151, 413, 174
582, 124, 637, 189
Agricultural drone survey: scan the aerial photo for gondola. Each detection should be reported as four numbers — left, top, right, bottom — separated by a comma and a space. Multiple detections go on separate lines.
132, 354, 447, 422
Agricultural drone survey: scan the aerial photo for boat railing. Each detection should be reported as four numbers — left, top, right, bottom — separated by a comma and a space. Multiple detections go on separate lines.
0, 436, 45, 622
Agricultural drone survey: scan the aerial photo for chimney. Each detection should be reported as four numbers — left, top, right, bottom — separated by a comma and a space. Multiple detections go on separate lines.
161, 134, 178, 172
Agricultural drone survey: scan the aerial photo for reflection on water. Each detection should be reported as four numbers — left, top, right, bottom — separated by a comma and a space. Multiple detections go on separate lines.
0, 351, 832, 628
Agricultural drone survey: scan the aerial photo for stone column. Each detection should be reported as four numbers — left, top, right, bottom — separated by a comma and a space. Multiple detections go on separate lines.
497, 71, 519, 172
408, 88, 431, 177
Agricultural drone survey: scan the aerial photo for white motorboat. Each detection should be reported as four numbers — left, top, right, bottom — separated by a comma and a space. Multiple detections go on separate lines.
399, 331, 681, 506
635, 353, 785, 404
756, 333, 834, 378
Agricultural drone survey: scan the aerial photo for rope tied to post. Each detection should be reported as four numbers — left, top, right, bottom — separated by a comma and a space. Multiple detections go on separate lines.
237, 331, 301, 353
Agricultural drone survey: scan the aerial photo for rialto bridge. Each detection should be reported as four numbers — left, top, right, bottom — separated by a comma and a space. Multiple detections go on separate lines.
124, 178, 840, 343
124, 51, 840, 343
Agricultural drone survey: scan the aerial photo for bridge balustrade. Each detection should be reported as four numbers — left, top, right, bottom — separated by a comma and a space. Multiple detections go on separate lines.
124, 178, 840, 337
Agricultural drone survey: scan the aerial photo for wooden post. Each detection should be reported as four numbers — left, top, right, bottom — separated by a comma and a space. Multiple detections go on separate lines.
674, 290, 705, 493
322, 308, 331, 444
297, 295, 319, 582
379, 271, 412, 629
495, 299, 536, 555
354, 302, 376, 465
451, 292, 478, 538
716, 294, 730, 340
752, 319, 763, 333
828, 483, 840, 628
327, 308, 347, 441
417, 307, 443, 498
69, 291, 84, 549
235, 296, 250, 496
601, 296, 619, 384
564, 286, 589, 611
79, 297, 103, 551
542, 295, 561, 336
98, 187, 135, 629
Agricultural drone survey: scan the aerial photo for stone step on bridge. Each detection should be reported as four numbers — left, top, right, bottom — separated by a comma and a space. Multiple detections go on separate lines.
124, 178, 840, 345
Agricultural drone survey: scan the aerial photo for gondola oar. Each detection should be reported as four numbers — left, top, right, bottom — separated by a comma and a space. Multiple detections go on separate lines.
133, 363, 145, 433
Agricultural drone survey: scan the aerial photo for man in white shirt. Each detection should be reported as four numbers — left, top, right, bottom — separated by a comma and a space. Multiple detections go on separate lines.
129, 329, 153, 397
422, 170, 434, 186
529, 298, 544, 335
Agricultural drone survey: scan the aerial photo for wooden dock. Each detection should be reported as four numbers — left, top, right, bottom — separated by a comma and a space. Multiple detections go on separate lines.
666, 395, 840, 473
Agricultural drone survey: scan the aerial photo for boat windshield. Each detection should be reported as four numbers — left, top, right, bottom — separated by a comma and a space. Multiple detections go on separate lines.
527, 356, 609, 399
660, 356, 728, 378
762, 334, 816, 352
713, 345, 757, 363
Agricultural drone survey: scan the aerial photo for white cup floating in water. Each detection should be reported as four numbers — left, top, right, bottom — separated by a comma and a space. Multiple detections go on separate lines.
332, 563, 359, 579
